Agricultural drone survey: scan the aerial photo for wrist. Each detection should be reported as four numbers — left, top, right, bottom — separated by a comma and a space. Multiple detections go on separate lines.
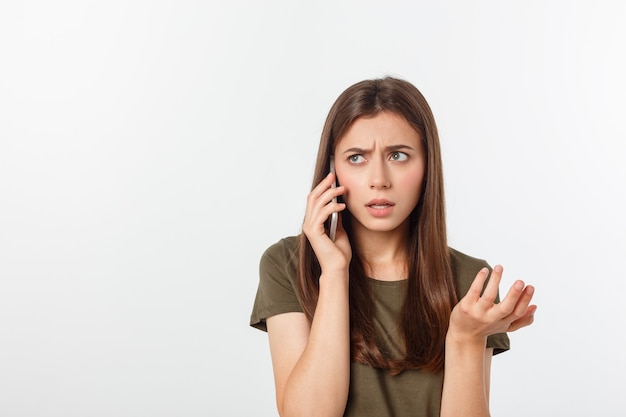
445, 328, 488, 350
319, 270, 349, 288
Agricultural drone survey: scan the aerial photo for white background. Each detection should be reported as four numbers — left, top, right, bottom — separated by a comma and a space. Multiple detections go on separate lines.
1, 1, 625, 416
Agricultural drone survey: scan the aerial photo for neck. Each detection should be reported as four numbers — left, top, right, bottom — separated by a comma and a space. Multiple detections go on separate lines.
351, 219, 410, 281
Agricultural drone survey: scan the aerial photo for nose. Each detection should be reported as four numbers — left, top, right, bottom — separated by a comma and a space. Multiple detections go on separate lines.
368, 158, 391, 189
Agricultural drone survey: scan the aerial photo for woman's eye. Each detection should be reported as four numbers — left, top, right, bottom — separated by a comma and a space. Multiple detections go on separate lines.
390, 152, 408, 161
348, 154, 365, 164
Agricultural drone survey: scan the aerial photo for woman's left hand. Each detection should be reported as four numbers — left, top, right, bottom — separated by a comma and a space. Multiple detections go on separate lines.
448, 265, 536, 342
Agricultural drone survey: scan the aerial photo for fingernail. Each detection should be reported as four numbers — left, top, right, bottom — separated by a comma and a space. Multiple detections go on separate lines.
515, 281, 524, 290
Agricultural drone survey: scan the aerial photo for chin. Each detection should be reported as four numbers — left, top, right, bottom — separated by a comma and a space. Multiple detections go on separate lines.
355, 218, 405, 234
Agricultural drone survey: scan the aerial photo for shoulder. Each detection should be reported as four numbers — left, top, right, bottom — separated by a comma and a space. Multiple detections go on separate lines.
259, 235, 301, 291
449, 247, 491, 299
250, 235, 303, 331
260, 235, 300, 271
449, 247, 490, 274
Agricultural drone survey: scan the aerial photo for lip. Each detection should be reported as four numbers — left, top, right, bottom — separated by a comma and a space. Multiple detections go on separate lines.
365, 199, 395, 217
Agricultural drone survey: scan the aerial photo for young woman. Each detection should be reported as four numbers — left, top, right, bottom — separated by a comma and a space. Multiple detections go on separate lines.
250, 76, 536, 417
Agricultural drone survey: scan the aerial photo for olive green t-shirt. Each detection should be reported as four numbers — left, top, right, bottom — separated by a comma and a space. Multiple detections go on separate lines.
250, 235, 510, 417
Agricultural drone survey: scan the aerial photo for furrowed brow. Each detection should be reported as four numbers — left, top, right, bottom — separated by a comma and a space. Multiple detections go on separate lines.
385, 144, 415, 152
341, 144, 415, 154
342, 147, 370, 154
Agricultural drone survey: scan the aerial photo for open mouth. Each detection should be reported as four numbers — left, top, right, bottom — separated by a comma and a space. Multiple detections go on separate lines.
365, 199, 395, 217
366, 199, 395, 208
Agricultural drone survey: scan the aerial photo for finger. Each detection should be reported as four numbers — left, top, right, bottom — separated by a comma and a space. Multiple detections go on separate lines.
319, 184, 345, 206
305, 182, 344, 223
310, 172, 338, 199
467, 267, 490, 301
322, 202, 346, 226
496, 280, 526, 315
307, 185, 344, 218
305, 202, 345, 236
508, 285, 535, 319
480, 265, 503, 304
508, 305, 537, 332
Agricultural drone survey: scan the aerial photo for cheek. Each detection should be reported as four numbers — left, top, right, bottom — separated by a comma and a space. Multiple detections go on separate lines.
338, 175, 356, 189
399, 173, 423, 188
336, 172, 359, 202
399, 170, 426, 198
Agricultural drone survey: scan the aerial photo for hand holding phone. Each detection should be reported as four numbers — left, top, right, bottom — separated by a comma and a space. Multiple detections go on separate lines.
329, 157, 338, 241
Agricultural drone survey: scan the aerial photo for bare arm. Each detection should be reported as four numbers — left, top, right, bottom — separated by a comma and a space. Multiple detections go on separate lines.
441, 342, 493, 416
266, 172, 351, 417
267, 273, 350, 416
440, 266, 536, 417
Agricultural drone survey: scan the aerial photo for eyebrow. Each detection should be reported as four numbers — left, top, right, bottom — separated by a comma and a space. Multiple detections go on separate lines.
341, 144, 415, 154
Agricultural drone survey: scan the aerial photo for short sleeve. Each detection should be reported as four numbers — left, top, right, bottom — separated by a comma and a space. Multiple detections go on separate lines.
449, 248, 511, 355
249, 236, 303, 332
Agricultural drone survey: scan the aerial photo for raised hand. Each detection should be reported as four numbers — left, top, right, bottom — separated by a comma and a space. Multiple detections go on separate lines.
449, 265, 536, 342
302, 172, 351, 273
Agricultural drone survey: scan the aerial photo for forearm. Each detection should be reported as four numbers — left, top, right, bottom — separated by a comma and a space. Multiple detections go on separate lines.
440, 334, 490, 417
281, 273, 350, 417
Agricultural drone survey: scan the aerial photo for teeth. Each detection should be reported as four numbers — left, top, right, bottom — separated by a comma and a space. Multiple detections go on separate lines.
370, 205, 389, 209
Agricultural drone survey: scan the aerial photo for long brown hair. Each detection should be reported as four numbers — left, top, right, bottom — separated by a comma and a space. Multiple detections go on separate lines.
297, 76, 457, 374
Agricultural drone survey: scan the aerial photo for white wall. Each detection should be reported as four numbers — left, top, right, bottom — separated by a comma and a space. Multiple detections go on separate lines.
1, 1, 624, 416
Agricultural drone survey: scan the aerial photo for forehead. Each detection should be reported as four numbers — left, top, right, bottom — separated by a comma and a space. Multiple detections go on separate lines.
335, 111, 422, 151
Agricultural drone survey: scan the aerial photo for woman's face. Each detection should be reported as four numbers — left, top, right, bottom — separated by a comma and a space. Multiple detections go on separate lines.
334, 111, 426, 235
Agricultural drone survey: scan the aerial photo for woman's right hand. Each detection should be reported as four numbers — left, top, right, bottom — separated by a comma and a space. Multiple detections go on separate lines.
302, 172, 351, 273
